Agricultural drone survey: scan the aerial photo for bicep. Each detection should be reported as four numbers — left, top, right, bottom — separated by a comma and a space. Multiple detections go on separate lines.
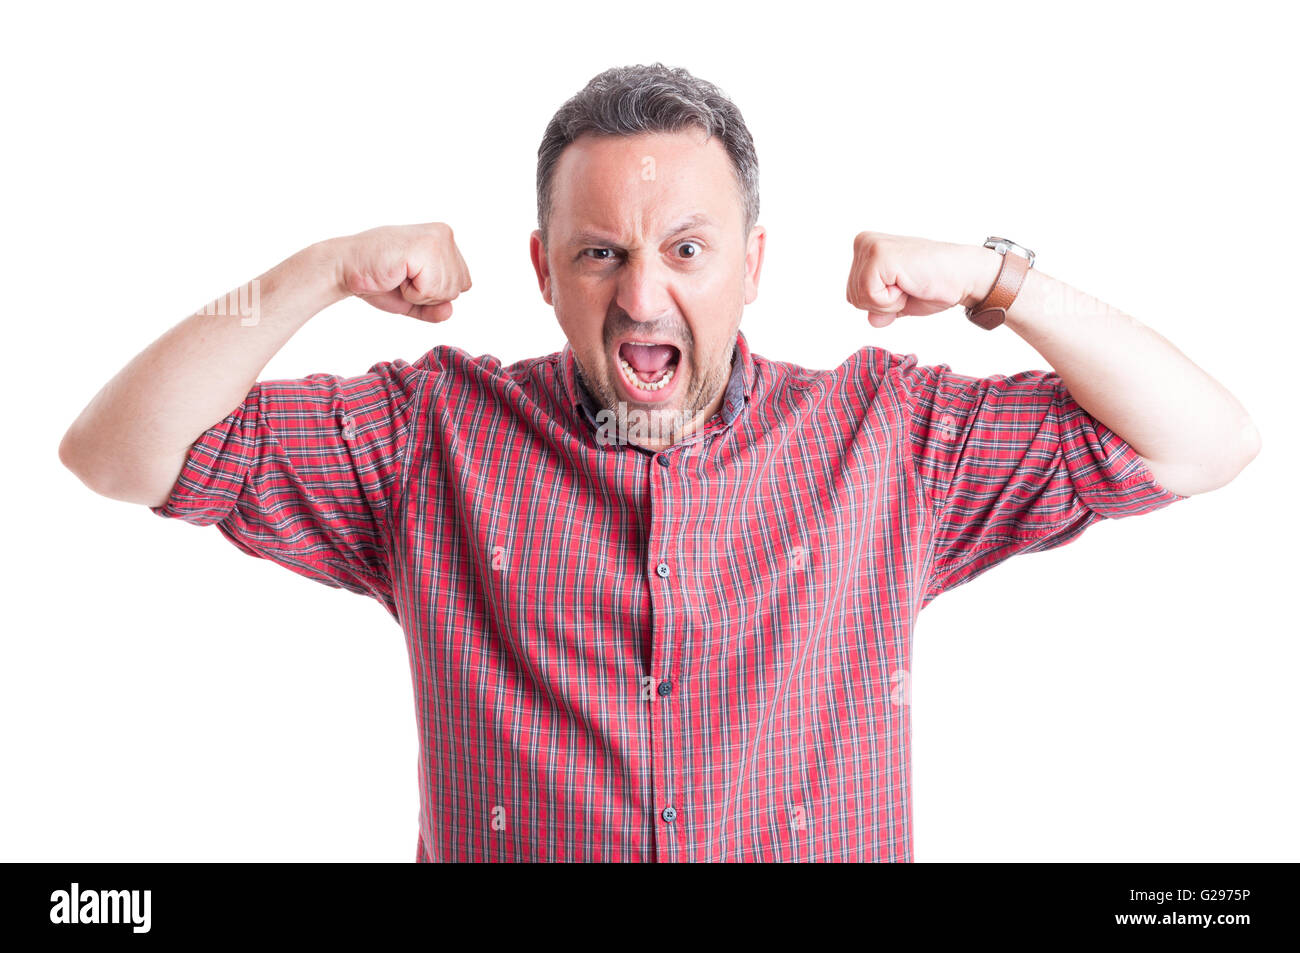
904, 360, 1186, 604
149, 360, 431, 609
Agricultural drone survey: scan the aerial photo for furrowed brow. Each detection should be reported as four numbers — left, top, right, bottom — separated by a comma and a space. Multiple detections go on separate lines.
660, 213, 715, 239
568, 214, 717, 249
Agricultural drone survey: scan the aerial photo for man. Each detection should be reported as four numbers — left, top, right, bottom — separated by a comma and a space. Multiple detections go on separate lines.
59, 63, 1260, 862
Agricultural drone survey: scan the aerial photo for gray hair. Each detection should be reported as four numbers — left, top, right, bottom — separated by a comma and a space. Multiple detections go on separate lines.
535, 63, 759, 247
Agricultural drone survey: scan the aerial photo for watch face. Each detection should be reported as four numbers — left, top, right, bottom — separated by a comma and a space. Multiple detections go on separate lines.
985, 237, 1035, 265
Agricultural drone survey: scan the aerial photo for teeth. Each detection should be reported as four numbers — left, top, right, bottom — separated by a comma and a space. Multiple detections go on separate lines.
618, 358, 675, 391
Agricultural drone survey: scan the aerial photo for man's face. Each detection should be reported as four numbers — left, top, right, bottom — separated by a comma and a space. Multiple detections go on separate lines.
530, 128, 765, 447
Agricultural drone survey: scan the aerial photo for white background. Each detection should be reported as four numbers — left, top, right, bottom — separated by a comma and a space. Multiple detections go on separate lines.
3, 0, 1295, 861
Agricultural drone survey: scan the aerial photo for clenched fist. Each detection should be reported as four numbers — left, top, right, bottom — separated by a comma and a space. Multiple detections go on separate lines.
846, 231, 999, 328
336, 222, 472, 322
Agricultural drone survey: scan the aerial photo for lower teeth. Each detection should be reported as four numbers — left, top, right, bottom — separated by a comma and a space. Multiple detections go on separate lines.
619, 359, 675, 391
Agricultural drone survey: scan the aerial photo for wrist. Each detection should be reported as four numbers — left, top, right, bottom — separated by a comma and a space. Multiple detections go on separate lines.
252, 239, 353, 323
960, 244, 1004, 312
298, 237, 354, 309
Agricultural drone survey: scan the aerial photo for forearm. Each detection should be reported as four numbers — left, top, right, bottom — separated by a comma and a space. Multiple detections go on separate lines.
59, 239, 349, 505
962, 246, 1261, 495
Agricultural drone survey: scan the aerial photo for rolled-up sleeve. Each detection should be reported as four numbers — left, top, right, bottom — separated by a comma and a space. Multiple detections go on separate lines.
150, 357, 436, 616
897, 356, 1187, 605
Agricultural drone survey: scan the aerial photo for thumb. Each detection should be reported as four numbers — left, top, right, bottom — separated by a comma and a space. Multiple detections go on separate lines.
399, 277, 450, 307
868, 280, 907, 313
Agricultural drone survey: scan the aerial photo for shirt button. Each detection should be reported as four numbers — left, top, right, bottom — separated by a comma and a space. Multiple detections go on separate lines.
656, 562, 670, 578
657, 680, 672, 696
661, 806, 677, 823
656, 454, 670, 467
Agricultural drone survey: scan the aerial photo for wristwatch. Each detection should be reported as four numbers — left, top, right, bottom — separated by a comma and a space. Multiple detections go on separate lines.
965, 236, 1035, 330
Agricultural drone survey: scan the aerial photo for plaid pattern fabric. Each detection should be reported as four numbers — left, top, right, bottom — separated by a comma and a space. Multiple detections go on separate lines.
150, 328, 1186, 861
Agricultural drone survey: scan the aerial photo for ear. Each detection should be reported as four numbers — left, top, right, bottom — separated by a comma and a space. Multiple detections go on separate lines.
530, 229, 553, 306
743, 224, 766, 305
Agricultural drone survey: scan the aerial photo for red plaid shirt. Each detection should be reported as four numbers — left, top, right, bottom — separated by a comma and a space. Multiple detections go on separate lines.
150, 328, 1186, 861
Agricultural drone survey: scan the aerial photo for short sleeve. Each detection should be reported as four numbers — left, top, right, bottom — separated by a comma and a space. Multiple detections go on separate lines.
896, 356, 1188, 605
149, 356, 437, 616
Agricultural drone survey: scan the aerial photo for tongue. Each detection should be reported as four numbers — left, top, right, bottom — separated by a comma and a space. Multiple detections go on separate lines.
619, 343, 678, 381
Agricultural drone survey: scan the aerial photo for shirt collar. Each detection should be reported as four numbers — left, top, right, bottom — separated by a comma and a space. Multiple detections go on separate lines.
559, 328, 756, 440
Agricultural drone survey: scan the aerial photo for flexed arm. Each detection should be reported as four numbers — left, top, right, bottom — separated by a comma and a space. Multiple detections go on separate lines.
58, 223, 472, 506
846, 230, 1260, 496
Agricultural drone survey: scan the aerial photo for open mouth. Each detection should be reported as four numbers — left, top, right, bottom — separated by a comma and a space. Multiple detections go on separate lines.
616, 341, 681, 392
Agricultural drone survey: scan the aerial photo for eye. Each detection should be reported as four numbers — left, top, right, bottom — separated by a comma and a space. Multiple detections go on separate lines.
676, 241, 702, 259
582, 247, 620, 262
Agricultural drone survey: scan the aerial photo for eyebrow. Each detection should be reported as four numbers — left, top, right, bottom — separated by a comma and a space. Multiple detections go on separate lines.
568, 213, 717, 249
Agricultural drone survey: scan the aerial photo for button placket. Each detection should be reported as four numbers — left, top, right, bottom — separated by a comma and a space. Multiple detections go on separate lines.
646, 441, 686, 859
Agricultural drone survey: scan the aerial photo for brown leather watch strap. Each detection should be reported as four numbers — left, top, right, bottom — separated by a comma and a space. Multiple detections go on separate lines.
966, 250, 1030, 330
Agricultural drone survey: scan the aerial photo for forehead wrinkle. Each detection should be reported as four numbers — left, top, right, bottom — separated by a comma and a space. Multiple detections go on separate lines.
566, 212, 718, 249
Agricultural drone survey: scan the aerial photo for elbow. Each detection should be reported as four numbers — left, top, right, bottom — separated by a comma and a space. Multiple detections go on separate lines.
1239, 419, 1262, 466
1207, 418, 1262, 492
60, 426, 183, 507
57, 427, 75, 471
59, 426, 114, 497
1143, 418, 1262, 496
58, 424, 94, 486
58, 423, 133, 500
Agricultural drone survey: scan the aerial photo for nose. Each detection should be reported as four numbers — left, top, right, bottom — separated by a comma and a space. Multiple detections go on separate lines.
613, 254, 675, 325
